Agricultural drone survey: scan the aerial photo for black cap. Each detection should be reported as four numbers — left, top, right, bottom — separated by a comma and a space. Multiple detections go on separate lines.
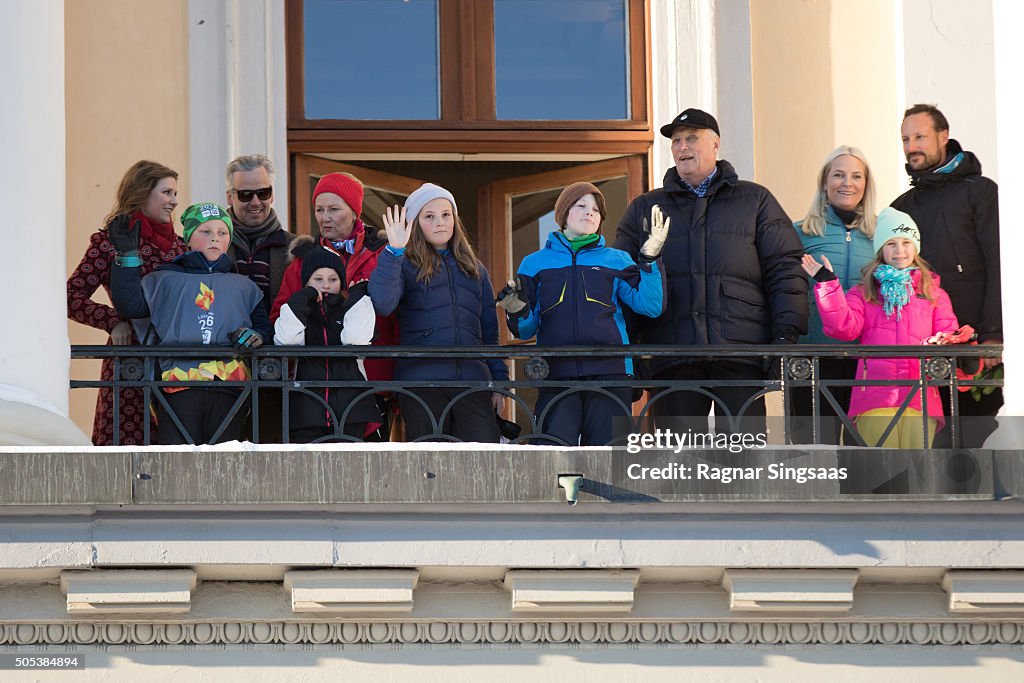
660, 108, 720, 138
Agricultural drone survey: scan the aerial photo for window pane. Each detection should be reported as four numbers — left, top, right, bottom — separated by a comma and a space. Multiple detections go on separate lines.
494, 0, 629, 120
304, 0, 439, 120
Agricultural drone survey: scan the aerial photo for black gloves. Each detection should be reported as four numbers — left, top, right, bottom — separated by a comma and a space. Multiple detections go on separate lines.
813, 268, 837, 283
286, 286, 322, 323
109, 214, 143, 267
228, 327, 264, 353
496, 276, 531, 317
109, 214, 140, 254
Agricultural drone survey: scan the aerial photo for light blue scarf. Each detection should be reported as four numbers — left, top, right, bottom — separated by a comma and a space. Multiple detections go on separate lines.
934, 152, 964, 175
874, 264, 917, 320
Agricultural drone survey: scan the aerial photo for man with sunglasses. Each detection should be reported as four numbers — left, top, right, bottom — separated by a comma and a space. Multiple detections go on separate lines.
225, 154, 296, 320
224, 154, 297, 444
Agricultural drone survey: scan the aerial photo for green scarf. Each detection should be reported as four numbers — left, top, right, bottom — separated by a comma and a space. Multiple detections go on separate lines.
563, 232, 601, 252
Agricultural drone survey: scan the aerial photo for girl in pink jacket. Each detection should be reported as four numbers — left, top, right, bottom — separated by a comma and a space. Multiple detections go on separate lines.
801, 207, 958, 448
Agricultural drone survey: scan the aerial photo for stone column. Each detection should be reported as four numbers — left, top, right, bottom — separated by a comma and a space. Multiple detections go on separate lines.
0, 0, 89, 445
990, 0, 1023, 441
188, 0, 289, 223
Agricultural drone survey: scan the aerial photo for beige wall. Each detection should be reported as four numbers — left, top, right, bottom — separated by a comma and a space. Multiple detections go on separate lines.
65, 0, 190, 435
750, 0, 904, 222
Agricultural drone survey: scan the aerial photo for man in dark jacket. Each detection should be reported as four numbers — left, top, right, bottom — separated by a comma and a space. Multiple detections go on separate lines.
225, 154, 296, 321
225, 154, 296, 442
891, 104, 1002, 447
613, 108, 808, 433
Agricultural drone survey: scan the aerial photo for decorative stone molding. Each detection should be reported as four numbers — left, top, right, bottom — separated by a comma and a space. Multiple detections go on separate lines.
722, 569, 859, 612
503, 570, 641, 613
943, 571, 1024, 613
60, 570, 198, 614
1, 620, 1024, 646
283, 570, 419, 614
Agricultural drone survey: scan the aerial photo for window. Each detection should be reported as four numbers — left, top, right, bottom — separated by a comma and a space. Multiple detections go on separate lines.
303, 0, 440, 120
287, 0, 647, 131
494, 0, 629, 120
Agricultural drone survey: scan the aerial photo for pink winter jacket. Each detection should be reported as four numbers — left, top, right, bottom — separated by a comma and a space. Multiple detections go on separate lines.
814, 270, 958, 428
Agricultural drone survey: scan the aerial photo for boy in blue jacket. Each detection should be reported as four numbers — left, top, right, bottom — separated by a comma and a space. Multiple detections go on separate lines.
111, 203, 272, 444
497, 182, 668, 445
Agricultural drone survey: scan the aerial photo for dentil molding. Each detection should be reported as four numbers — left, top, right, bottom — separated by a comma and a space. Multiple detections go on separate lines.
1, 620, 1023, 646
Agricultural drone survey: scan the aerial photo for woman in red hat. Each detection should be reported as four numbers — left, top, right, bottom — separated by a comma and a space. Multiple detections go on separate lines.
271, 172, 398, 438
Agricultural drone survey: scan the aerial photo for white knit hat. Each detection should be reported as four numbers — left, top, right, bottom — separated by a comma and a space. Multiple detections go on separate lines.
873, 206, 921, 254
404, 183, 458, 224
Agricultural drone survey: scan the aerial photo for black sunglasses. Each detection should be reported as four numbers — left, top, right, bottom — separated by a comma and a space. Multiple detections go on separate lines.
233, 186, 273, 202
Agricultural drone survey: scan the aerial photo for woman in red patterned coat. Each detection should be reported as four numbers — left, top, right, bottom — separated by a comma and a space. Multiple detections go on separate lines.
67, 160, 187, 445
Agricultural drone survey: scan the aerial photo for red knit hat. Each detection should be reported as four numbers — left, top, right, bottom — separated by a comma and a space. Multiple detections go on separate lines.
313, 172, 364, 217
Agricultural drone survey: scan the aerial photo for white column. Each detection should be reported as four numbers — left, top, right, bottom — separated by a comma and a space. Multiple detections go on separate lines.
902, 0, 998, 180
712, 0, 755, 180
649, 0, 754, 183
991, 0, 1024, 435
189, 0, 289, 226
0, 0, 89, 445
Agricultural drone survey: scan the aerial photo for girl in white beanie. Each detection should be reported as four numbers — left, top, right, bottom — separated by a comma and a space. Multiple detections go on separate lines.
369, 183, 508, 442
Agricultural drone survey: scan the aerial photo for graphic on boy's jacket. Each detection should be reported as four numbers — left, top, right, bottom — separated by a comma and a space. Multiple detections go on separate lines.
195, 282, 215, 311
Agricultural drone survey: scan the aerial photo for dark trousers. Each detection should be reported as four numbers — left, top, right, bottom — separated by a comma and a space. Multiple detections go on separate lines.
397, 388, 500, 443
650, 361, 766, 435
787, 358, 857, 445
932, 386, 1003, 448
241, 388, 283, 444
534, 375, 633, 446
154, 387, 246, 445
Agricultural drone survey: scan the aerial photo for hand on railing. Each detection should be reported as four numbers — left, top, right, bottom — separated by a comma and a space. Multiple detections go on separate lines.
228, 327, 264, 353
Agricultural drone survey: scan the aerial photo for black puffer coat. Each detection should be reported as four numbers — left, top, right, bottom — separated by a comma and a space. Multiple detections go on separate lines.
891, 140, 1001, 342
613, 161, 808, 373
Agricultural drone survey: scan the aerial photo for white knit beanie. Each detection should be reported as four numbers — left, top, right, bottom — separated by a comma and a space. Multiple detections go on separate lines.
873, 206, 921, 254
404, 183, 458, 224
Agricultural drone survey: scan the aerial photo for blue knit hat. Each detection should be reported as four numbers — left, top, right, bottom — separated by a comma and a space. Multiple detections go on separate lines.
873, 207, 921, 254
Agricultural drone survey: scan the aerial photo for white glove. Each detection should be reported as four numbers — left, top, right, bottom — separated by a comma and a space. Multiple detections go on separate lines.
640, 205, 670, 258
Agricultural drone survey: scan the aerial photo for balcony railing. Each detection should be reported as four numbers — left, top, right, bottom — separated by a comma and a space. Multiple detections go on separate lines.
69, 344, 1002, 448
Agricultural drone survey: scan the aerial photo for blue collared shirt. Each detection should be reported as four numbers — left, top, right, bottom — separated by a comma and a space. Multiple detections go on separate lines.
682, 167, 718, 197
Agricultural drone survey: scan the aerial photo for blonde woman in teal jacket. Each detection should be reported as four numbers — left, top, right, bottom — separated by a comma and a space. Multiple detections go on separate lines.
790, 145, 877, 444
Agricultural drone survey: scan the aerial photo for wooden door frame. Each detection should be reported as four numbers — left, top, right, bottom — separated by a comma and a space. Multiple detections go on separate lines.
476, 156, 645, 306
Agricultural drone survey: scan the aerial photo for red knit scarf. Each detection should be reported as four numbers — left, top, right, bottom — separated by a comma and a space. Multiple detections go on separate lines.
132, 209, 177, 253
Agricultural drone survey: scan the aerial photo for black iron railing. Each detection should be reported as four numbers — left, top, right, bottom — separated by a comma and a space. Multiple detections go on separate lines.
70, 344, 1002, 447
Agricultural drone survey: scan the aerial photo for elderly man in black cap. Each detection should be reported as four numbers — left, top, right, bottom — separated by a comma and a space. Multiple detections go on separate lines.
614, 108, 807, 433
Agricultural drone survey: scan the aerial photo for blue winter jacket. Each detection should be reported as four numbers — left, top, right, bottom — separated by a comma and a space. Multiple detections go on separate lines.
509, 232, 665, 379
796, 206, 875, 344
369, 248, 509, 382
